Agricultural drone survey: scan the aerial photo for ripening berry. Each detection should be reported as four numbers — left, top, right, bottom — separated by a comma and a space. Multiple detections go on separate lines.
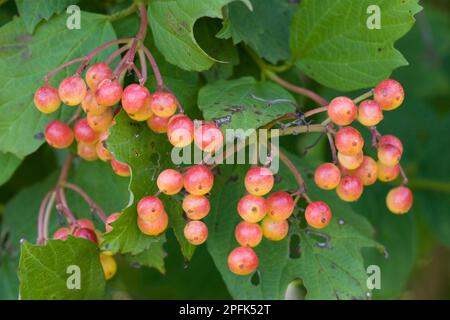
105, 212, 121, 232
111, 158, 131, 177
127, 104, 153, 122
74, 118, 99, 144
150, 92, 177, 118
314, 163, 341, 190
44, 120, 74, 149
266, 191, 294, 221
147, 115, 170, 133
87, 108, 114, 132
85, 62, 113, 90
34, 85, 61, 113
77, 142, 98, 161
183, 165, 214, 195
374, 79, 404, 111
76, 218, 95, 231
81, 90, 108, 115
122, 84, 152, 114
261, 217, 289, 241
100, 253, 117, 280
305, 201, 332, 229
53, 227, 70, 240
336, 175, 363, 202
377, 161, 400, 182
357, 100, 384, 126
184, 220, 208, 245
73, 227, 98, 243
351, 156, 378, 186
244, 166, 274, 196
327, 97, 357, 126
335, 127, 364, 156
137, 212, 168, 236
194, 122, 224, 153
182, 194, 210, 220
95, 80, 123, 107
227, 246, 258, 276
157, 169, 183, 195
96, 141, 112, 161
377, 144, 402, 166
237, 195, 267, 223
137, 196, 165, 221
386, 186, 413, 214
58, 75, 87, 106
379, 135, 403, 154
234, 221, 263, 248
338, 151, 364, 170
167, 114, 194, 148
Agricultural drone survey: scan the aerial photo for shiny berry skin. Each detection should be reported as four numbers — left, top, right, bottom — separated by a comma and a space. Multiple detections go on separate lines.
150, 92, 177, 118
194, 122, 224, 153
44, 120, 74, 149
100, 253, 117, 280
77, 142, 98, 161
73, 227, 98, 243
167, 114, 194, 148
374, 79, 404, 111
87, 108, 113, 132
314, 163, 341, 190
127, 103, 153, 122
244, 166, 274, 196
74, 118, 99, 144
96, 141, 112, 161
261, 217, 289, 241
335, 126, 364, 156
327, 97, 357, 126
386, 186, 413, 214
76, 218, 95, 231
379, 135, 403, 154
377, 161, 400, 182
184, 220, 208, 245
111, 158, 131, 177
85, 62, 113, 90
137, 196, 165, 221
105, 212, 121, 232
377, 144, 402, 166
53, 227, 70, 240
58, 75, 87, 106
34, 85, 61, 113
122, 84, 152, 114
95, 80, 122, 107
183, 165, 214, 195
182, 194, 210, 220
336, 175, 363, 202
349, 156, 377, 186
357, 100, 384, 126
157, 169, 183, 195
137, 212, 168, 236
237, 195, 267, 223
147, 115, 170, 133
305, 201, 332, 229
338, 151, 364, 170
227, 246, 258, 276
266, 191, 294, 221
234, 221, 263, 248
81, 90, 108, 115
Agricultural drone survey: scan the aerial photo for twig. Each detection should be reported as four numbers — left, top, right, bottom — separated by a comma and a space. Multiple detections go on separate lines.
63, 182, 107, 222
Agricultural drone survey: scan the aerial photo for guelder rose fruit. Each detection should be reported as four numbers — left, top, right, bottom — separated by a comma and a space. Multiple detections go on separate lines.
34, 85, 61, 113
244, 166, 274, 196
111, 158, 131, 177
327, 97, 357, 126
74, 118, 99, 144
266, 191, 294, 221
44, 120, 74, 149
335, 127, 364, 156
157, 169, 183, 195
85, 62, 113, 90
194, 122, 224, 153
261, 217, 289, 241
386, 186, 413, 214
147, 115, 170, 133
305, 201, 332, 229
237, 194, 267, 223
137, 196, 165, 221
336, 175, 363, 202
100, 253, 117, 280
183, 165, 214, 195
58, 75, 87, 106
338, 151, 364, 170
53, 227, 70, 240
105, 212, 121, 232
183, 220, 208, 245
227, 246, 258, 275
167, 114, 194, 148
358, 100, 384, 126
150, 91, 177, 118
137, 212, 168, 236
352, 156, 378, 186
374, 79, 404, 111
95, 80, 123, 107
182, 194, 210, 220
377, 161, 400, 182
81, 90, 108, 116
234, 221, 263, 248
314, 163, 341, 190
77, 142, 98, 161
122, 84, 152, 114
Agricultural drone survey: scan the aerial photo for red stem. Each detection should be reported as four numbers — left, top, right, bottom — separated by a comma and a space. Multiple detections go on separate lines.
142, 46, 164, 89
63, 182, 107, 222
105, 44, 130, 65
37, 190, 53, 244
131, 63, 145, 85
138, 49, 148, 83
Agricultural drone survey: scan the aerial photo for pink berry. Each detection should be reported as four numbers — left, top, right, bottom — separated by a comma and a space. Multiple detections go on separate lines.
150, 92, 178, 118
74, 118, 99, 144
266, 191, 294, 221
73, 227, 98, 243
305, 201, 332, 229
327, 97, 357, 126
96, 141, 112, 162
314, 163, 341, 190
81, 90, 108, 115
237, 194, 267, 223
182, 194, 210, 220
87, 108, 114, 132
374, 79, 404, 111
105, 212, 121, 232
111, 158, 131, 177
95, 80, 122, 107
377, 144, 402, 166
183, 165, 214, 195
244, 166, 274, 196
234, 221, 263, 248
44, 120, 74, 149
77, 142, 98, 161
261, 217, 289, 241
85, 62, 113, 90
194, 122, 224, 153
137, 196, 165, 221
386, 186, 413, 214
167, 114, 194, 148
34, 85, 61, 113
137, 212, 168, 236
183, 220, 208, 245
338, 151, 364, 170
157, 169, 183, 195
379, 135, 403, 154
147, 115, 170, 133
358, 100, 384, 126
377, 161, 400, 182
227, 246, 258, 276
53, 227, 70, 240
352, 156, 378, 186
335, 126, 364, 156
58, 75, 87, 106
122, 84, 152, 114
336, 175, 363, 202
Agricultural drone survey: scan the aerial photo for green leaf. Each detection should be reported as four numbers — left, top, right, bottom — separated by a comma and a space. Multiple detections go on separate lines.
125, 236, 167, 274
19, 237, 105, 299
0, 256, 19, 299
290, 0, 422, 91
218, 0, 295, 64
0, 13, 117, 158
0, 152, 22, 186
198, 77, 296, 133
15, 0, 79, 34
147, 0, 251, 71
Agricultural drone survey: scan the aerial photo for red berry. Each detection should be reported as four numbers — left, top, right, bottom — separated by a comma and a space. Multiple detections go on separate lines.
352, 156, 378, 186
150, 92, 177, 118
184, 220, 208, 245
182, 194, 210, 220
374, 79, 404, 111
85, 62, 113, 90
377, 144, 401, 166
357, 100, 384, 126
76, 218, 95, 231
194, 122, 224, 153
147, 115, 170, 133
377, 161, 400, 182
167, 114, 194, 148
81, 90, 108, 115
327, 97, 357, 126
266, 191, 294, 221
53, 227, 70, 240
379, 134, 403, 154
183, 165, 214, 195
44, 120, 74, 149
305, 201, 332, 229
335, 126, 364, 156
244, 166, 274, 196
74, 118, 99, 144
127, 103, 153, 122
137, 212, 168, 236
338, 151, 364, 170
95, 80, 122, 107
96, 141, 112, 161
122, 84, 152, 114
77, 142, 98, 161
336, 175, 363, 202
105, 212, 121, 232
34, 85, 61, 113
73, 227, 98, 243
137, 196, 165, 221
237, 194, 267, 223
314, 163, 341, 190
234, 221, 262, 248
87, 108, 114, 132
58, 75, 87, 106
261, 217, 289, 241
157, 169, 183, 195
111, 158, 131, 177
227, 246, 258, 276
386, 186, 413, 214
